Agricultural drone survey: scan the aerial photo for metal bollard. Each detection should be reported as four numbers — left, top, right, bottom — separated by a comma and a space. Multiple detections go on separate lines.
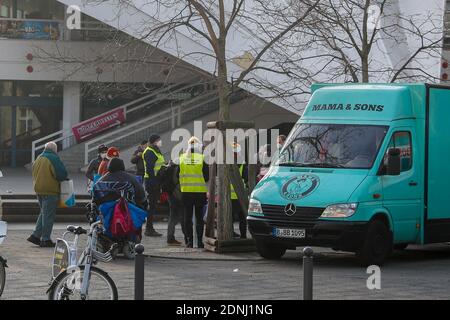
302, 247, 314, 300
134, 244, 145, 300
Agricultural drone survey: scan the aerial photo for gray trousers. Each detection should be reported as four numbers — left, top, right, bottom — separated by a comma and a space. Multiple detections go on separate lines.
167, 194, 186, 242
32, 195, 59, 241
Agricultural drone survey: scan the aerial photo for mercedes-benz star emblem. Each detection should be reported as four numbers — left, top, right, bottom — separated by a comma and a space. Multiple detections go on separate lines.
284, 203, 297, 216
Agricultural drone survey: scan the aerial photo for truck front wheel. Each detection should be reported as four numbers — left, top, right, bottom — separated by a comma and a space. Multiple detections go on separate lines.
255, 239, 287, 260
357, 220, 393, 266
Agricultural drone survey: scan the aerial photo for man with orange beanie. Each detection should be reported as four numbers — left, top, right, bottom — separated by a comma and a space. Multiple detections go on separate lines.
98, 147, 120, 176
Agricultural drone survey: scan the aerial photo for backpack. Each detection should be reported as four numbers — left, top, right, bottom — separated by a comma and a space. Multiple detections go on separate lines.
110, 196, 135, 238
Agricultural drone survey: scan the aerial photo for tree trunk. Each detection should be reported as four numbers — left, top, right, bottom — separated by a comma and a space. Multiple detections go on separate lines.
361, 55, 369, 83
205, 163, 217, 238
216, 37, 233, 241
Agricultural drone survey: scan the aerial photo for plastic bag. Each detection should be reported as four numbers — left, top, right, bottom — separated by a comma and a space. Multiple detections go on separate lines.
60, 180, 76, 208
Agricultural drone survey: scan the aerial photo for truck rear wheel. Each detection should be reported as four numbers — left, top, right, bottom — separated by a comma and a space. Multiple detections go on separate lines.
255, 239, 287, 260
357, 220, 392, 266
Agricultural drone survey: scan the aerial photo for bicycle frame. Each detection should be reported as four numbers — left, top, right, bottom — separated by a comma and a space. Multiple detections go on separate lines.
51, 218, 115, 298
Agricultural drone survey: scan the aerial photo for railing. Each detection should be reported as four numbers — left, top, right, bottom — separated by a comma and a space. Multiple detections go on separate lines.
31, 78, 212, 162
2, 126, 42, 148
31, 129, 76, 161
83, 90, 221, 164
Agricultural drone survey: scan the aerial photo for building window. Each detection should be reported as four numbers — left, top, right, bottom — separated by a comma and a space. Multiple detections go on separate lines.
0, 5, 9, 17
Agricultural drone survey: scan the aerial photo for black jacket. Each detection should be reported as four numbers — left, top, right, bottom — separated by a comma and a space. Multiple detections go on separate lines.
86, 156, 102, 181
131, 146, 146, 176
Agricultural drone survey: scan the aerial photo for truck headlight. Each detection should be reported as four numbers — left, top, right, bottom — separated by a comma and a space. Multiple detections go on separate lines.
321, 203, 358, 218
248, 199, 263, 216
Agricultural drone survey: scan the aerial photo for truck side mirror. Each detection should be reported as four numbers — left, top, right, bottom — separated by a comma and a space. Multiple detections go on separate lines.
386, 148, 401, 176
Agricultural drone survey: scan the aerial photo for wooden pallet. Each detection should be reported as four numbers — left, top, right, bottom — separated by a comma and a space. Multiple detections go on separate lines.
204, 236, 256, 253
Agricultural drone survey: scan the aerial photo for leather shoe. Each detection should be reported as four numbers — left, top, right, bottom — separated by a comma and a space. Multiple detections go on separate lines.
40, 240, 56, 248
27, 235, 41, 246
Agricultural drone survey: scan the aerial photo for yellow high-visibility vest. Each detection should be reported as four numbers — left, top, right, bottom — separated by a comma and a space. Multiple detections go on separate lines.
142, 146, 165, 178
231, 164, 245, 200
179, 152, 207, 193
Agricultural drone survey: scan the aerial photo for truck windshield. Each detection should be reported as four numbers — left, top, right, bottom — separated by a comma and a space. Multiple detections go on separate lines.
276, 124, 388, 169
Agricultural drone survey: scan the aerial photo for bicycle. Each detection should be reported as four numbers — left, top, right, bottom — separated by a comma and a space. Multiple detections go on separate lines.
47, 203, 118, 300
0, 221, 7, 298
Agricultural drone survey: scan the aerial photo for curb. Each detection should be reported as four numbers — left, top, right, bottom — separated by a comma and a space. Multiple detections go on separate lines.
143, 252, 263, 262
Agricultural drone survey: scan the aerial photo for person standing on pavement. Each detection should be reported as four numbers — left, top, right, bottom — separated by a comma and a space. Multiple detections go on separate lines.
230, 142, 248, 239
85, 144, 108, 189
98, 147, 120, 176
256, 144, 271, 183
142, 134, 165, 237
161, 160, 186, 246
131, 140, 148, 185
179, 136, 208, 248
27, 141, 68, 248
277, 135, 287, 151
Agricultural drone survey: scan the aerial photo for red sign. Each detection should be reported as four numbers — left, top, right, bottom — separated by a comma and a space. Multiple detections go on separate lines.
72, 108, 126, 142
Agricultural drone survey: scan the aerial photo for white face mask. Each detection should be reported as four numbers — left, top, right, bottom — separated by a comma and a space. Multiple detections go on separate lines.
233, 146, 241, 154
100, 152, 107, 159
277, 143, 283, 150
156, 140, 162, 148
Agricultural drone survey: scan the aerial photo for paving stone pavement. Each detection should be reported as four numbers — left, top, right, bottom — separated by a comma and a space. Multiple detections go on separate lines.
2, 223, 450, 300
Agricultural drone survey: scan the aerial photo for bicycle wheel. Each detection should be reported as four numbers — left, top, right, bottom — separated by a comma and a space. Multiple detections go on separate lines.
48, 266, 118, 300
0, 261, 5, 297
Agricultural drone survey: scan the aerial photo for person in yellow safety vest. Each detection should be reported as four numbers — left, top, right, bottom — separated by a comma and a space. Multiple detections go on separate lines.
178, 136, 209, 248
230, 142, 249, 239
142, 134, 165, 237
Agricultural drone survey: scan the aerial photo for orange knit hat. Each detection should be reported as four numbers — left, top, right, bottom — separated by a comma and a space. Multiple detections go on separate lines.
106, 147, 120, 159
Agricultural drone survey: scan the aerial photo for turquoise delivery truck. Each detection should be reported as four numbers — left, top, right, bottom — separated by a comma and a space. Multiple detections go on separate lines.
247, 83, 450, 266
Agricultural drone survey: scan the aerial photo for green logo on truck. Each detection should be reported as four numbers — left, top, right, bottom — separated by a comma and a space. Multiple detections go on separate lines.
281, 174, 320, 200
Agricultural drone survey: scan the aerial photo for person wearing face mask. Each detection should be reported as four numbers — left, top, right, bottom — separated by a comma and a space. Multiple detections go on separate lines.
230, 142, 248, 239
142, 134, 165, 237
277, 135, 287, 152
256, 144, 271, 183
131, 140, 149, 185
85, 144, 108, 189
270, 134, 287, 164
98, 147, 120, 176
178, 136, 209, 248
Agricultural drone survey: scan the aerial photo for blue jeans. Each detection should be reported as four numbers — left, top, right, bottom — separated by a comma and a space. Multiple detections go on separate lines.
32, 195, 59, 241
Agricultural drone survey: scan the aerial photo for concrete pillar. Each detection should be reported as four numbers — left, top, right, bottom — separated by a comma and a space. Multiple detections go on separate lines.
62, 82, 81, 148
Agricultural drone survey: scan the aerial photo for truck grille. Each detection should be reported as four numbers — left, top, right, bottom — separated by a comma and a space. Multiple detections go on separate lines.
261, 204, 325, 228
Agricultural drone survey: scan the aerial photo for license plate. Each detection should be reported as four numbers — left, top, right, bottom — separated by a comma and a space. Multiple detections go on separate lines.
273, 228, 305, 239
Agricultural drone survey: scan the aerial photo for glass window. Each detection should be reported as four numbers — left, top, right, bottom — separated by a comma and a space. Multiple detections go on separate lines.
384, 131, 412, 172
1, 5, 9, 17
19, 0, 65, 20
276, 124, 388, 169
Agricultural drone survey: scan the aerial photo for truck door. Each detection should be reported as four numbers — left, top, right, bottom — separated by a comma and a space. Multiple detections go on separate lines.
381, 128, 421, 243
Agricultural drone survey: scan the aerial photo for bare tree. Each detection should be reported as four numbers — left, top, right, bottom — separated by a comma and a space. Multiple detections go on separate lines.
141, 0, 318, 241
251, 0, 444, 86
46, 0, 317, 241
